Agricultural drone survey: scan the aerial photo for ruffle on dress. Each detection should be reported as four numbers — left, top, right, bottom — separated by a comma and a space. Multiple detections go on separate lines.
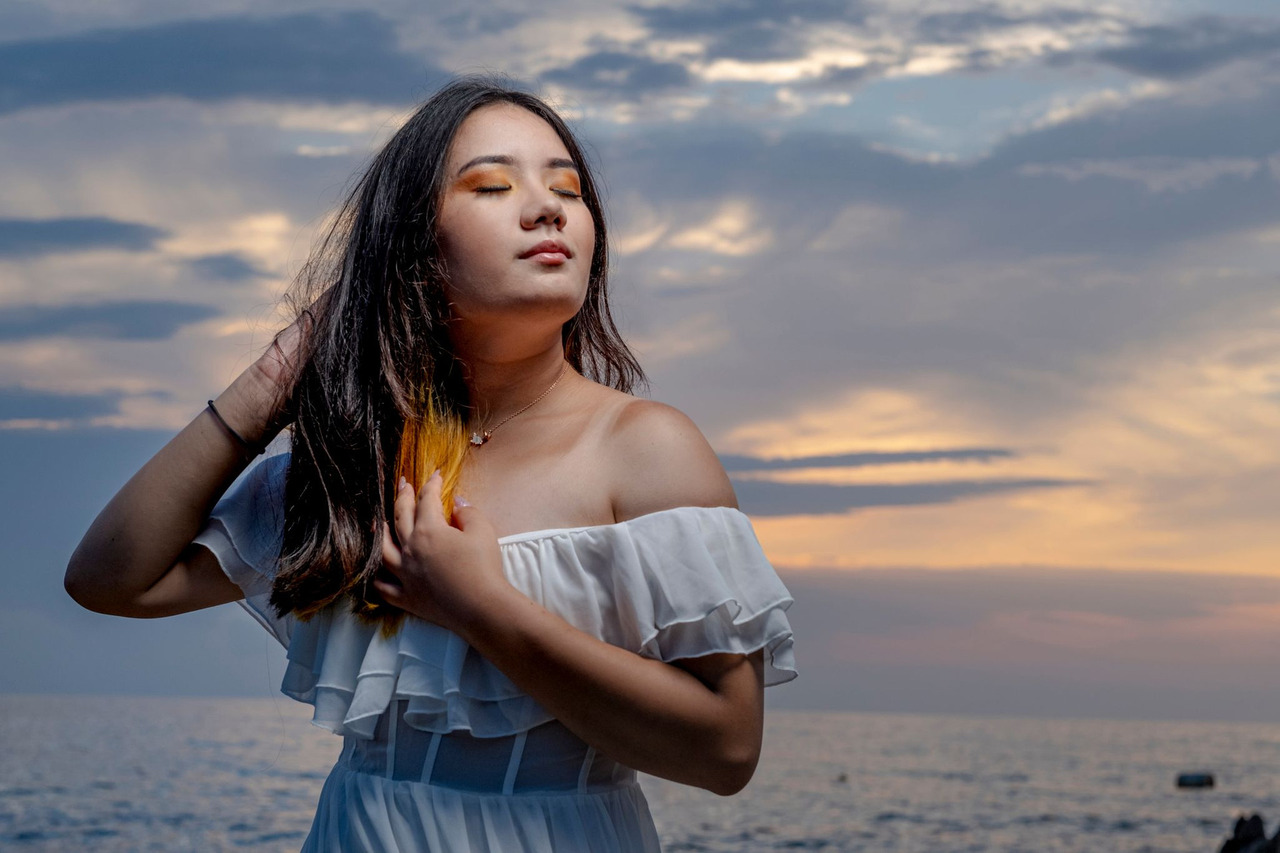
193, 453, 797, 740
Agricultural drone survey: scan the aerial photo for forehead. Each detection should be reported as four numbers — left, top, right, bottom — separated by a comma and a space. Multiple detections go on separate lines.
445, 103, 572, 170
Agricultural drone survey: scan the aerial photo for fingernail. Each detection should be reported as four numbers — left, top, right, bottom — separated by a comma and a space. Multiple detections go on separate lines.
431, 468, 441, 482
455, 495, 471, 507
398, 476, 408, 492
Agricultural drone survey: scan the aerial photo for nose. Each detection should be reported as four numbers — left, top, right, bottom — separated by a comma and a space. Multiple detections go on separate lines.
522, 187, 566, 231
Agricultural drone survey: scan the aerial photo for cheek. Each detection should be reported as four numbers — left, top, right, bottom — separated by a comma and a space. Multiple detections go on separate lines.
436, 213, 493, 284
571, 213, 597, 264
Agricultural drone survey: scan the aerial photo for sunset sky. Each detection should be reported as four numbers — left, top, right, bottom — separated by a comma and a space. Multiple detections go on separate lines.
2, 0, 1278, 722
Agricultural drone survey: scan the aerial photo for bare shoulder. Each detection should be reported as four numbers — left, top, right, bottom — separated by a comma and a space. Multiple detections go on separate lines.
602, 396, 738, 523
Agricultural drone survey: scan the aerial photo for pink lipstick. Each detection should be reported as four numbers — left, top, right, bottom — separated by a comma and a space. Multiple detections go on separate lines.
519, 240, 571, 264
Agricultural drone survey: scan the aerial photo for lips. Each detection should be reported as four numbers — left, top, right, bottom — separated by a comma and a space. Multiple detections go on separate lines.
519, 239, 572, 260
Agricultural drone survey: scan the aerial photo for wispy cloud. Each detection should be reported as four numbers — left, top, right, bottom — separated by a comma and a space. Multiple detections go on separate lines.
186, 252, 264, 283
736, 476, 1087, 516
0, 301, 218, 341
630, 0, 870, 62
1094, 15, 1280, 79
721, 448, 1015, 472
0, 11, 443, 116
542, 51, 692, 96
0, 386, 123, 421
1017, 156, 1263, 193
0, 216, 166, 258
913, 8, 1103, 44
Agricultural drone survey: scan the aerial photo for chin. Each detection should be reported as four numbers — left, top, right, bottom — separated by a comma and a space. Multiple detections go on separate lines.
514, 288, 585, 321
459, 287, 586, 327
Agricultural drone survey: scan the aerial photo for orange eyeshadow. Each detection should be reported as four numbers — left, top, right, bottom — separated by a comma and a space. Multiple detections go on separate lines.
553, 172, 582, 194
455, 169, 511, 191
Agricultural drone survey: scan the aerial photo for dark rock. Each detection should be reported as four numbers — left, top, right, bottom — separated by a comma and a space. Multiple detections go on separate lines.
1179, 772, 1216, 788
1219, 814, 1268, 853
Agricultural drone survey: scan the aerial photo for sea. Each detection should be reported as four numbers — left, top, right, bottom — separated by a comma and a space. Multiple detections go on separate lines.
1, 695, 1276, 852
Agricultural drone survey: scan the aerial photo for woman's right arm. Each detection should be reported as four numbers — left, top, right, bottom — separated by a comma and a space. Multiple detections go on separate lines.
64, 323, 301, 618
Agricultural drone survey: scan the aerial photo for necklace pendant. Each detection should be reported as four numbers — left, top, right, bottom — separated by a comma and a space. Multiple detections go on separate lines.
469, 430, 490, 447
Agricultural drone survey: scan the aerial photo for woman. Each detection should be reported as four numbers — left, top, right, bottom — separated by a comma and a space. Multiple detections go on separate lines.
65, 77, 796, 851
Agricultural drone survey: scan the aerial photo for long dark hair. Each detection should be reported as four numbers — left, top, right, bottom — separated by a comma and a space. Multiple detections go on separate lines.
269, 75, 645, 630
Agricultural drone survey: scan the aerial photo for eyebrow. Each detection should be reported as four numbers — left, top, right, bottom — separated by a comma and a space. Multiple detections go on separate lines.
455, 154, 579, 177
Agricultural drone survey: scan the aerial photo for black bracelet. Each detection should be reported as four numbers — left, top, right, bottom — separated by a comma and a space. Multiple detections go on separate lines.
206, 399, 264, 461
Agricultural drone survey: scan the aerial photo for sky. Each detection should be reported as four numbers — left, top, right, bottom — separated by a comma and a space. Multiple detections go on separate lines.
1, 0, 1279, 722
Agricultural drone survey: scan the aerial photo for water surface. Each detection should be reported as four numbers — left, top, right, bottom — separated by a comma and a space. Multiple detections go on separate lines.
1, 696, 1273, 851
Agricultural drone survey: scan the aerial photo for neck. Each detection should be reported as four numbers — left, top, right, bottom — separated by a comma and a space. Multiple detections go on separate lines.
453, 329, 570, 426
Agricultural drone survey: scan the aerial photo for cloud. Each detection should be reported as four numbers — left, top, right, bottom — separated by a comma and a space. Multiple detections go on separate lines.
1095, 15, 1280, 80
666, 198, 771, 255
900, 7, 1114, 76
612, 70, 1280, 258
602, 58, 1280, 437
0, 387, 123, 421
721, 448, 1014, 471
913, 8, 1100, 44
630, 0, 869, 61
0, 1, 56, 42
0, 11, 443, 116
430, 8, 530, 40
541, 50, 693, 96
734, 476, 1085, 516
0, 216, 167, 258
600, 99, 1280, 454
0, 301, 219, 342
790, 63, 883, 92
1017, 155, 1263, 193
616, 1, 1121, 91
187, 252, 264, 282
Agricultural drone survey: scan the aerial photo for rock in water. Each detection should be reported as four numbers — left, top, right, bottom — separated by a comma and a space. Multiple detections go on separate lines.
1179, 772, 1215, 788
1217, 813, 1275, 853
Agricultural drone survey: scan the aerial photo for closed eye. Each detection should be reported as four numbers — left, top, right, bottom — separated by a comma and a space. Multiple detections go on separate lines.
553, 188, 582, 199
475, 185, 511, 193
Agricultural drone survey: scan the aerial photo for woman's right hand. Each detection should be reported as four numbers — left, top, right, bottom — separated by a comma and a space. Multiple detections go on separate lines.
253, 309, 313, 426
261, 304, 319, 389
217, 309, 313, 449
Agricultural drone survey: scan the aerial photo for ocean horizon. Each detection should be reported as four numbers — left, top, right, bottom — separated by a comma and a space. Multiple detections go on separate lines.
2, 695, 1276, 851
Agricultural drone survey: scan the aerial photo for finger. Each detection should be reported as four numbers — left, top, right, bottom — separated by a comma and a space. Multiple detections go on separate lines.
415, 469, 447, 532
272, 314, 305, 363
448, 492, 470, 526
372, 576, 405, 608
381, 521, 403, 572
269, 337, 293, 372
393, 476, 417, 545
449, 502, 491, 537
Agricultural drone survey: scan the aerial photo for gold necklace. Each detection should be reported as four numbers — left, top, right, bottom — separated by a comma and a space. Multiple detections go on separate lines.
468, 362, 569, 447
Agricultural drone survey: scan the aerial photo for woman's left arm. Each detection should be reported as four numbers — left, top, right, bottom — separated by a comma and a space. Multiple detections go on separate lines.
375, 403, 766, 796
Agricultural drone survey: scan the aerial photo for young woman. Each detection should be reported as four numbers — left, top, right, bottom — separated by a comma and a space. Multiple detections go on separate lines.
65, 77, 796, 852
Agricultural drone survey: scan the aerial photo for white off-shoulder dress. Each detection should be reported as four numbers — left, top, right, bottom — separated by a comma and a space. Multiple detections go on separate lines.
194, 451, 797, 852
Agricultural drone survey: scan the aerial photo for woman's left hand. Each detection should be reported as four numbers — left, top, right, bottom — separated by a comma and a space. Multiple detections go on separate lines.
375, 470, 512, 639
